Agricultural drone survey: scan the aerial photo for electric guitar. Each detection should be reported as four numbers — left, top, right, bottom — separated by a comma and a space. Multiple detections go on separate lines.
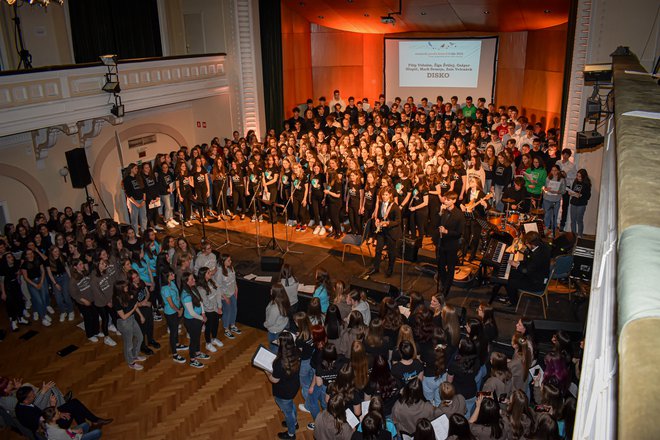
463, 193, 493, 217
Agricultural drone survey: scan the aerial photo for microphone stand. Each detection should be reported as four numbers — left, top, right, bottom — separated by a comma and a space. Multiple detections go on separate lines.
215, 179, 242, 249
280, 196, 303, 256
246, 179, 266, 255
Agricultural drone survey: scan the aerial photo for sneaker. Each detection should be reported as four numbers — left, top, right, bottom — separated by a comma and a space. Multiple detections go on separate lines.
251, 216, 257, 223
33, 312, 39, 321
176, 344, 189, 351
295, 224, 301, 232
277, 432, 295, 439
224, 330, 235, 339
47, 305, 55, 314
205, 343, 218, 353
148, 340, 161, 349
166, 220, 176, 228
134, 355, 147, 362
313, 225, 320, 235
153, 313, 162, 322
23, 309, 31, 319
10, 320, 18, 332
59, 312, 67, 322
196, 352, 210, 360
108, 323, 118, 333
226, 210, 232, 216
212, 338, 224, 348
173, 354, 186, 364
170, 218, 179, 226
104, 336, 117, 347
88, 336, 99, 343
42, 318, 51, 327
189, 359, 204, 369
141, 345, 154, 355
18, 317, 29, 325
44, 314, 52, 323
318, 227, 326, 236
258, 215, 264, 223
298, 403, 310, 413
68, 312, 75, 321
154, 225, 164, 231
307, 423, 315, 431
230, 325, 241, 335
300, 225, 306, 232
129, 362, 144, 371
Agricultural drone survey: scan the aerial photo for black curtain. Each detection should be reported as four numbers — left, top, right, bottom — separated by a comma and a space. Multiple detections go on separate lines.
68, 0, 162, 63
259, 0, 284, 133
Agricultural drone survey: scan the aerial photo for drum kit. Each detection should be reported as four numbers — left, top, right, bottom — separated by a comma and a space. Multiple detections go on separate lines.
485, 197, 545, 240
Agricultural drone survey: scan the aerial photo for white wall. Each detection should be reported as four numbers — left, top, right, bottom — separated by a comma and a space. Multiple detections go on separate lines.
0, 95, 234, 224
181, 0, 229, 54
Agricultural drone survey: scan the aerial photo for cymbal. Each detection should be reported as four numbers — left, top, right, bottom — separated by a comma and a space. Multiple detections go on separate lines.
530, 208, 545, 215
501, 198, 516, 204
487, 210, 502, 216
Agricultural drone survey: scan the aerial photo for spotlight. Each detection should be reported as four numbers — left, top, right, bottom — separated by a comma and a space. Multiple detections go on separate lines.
99, 54, 118, 66
102, 80, 120, 93
111, 104, 125, 118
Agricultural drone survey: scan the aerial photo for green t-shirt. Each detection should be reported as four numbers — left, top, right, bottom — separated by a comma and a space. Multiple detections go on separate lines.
524, 167, 547, 195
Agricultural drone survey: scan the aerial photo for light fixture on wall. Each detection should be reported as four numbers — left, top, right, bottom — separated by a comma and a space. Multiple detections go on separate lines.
59, 166, 69, 183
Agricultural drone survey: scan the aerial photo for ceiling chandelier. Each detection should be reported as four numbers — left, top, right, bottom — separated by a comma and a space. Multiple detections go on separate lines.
5, 0, 64, 6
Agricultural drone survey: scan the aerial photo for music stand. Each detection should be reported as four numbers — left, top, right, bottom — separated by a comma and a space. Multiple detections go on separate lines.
214, 180, 243, 249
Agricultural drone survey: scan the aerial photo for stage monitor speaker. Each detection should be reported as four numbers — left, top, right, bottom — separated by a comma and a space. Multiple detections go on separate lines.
571, 237, 595, 281
350, 276, 398, 303
260, 256, 283, 272
400, 237, 422, 262
65, 148, 92, 188
576, 131, 604, 150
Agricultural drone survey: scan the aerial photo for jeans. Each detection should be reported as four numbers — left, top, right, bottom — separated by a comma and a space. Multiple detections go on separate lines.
116, 315, 143, 365
222, 295, 237, 329
493, 184, 504, 211
77, 422, 103, 440
422, 374, 446, 407
162, 193, 174, 221
300, 359, 320, 418
465, 396, 477, 418
128, 199, 148, 234
268, 331, 280, 353
542, 198, 561, 232
52, 272, 74, 313
28, 278, 49, 318
570, 204, 587, 237
274, 396, 297, 436
475, 364, 487, 390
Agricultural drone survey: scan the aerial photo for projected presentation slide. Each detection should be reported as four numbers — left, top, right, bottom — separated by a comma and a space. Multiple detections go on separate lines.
385, 37, 498, 104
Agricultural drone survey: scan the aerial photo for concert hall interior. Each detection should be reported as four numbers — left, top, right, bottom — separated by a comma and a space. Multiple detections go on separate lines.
0, 0, 658, 439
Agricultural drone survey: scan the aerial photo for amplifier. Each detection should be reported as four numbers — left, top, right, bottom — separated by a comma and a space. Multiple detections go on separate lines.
350, 276, 398, 303
260, 256, 283, 272
400, 237, 422, 262
571, 238, 595, 281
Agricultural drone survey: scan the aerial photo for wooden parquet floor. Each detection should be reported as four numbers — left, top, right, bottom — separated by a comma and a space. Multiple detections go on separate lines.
0, 315, 315, 439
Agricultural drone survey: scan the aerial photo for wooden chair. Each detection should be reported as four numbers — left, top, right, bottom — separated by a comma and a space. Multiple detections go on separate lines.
341, 219, 373, 266
516, 267, 555, 319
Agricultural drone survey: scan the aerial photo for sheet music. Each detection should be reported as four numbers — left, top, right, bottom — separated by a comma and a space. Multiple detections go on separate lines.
398, 305, 411, 318
546, 180, 561, 192
254, 275, 273, 283
529, 365, 544, 385
523, 222, 538, 233
361, 400, 370, 416
252, 345, 276, 373
431, 414, 449, 440
346, 409, 360, 428
243, 273, 257, 280
297, 284, 315, 293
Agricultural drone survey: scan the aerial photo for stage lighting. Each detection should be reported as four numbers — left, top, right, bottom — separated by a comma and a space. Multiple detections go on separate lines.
102, 80, 120, 93
99, 54, 118, 66
111, 104, 125, 118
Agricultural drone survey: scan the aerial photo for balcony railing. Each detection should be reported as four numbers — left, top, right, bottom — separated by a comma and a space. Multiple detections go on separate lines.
0, 54, 228, 138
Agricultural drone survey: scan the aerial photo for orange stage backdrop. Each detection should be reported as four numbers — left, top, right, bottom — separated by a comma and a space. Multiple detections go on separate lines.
281, 2, 567, 131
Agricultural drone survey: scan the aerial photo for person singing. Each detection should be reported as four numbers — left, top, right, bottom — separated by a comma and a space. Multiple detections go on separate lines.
436, 191, 465, 297
366, 187, 401, 278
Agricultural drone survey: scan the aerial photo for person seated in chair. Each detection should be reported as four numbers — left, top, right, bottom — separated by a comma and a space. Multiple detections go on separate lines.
500, 231, 552, 306
366, 187, 402, 278
14, 386, 112, 435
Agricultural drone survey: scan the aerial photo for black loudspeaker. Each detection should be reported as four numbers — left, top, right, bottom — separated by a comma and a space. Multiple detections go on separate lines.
400, 237, 422, 262
571, 237, 595, 281
260, 256, 283, 272
349, 276, 398, 303
576, 131, 604, 150
65, 148, 92, 188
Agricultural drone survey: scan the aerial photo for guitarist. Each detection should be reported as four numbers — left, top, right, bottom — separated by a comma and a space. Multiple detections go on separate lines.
366, 187, 401, 278
437, 191, 464, 297
461, 177, 490, 262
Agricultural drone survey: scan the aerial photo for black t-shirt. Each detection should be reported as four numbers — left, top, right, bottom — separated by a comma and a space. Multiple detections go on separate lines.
21, 258, 43, 280
114, 294, 138, 315
347, 183, 361, 206
281, 170, 292, 190
247, 170, 261, 190
177, 174, 192, 194
410, 187, 428, 209
394, 178, 412, 205
230, 169, 245, 189
326, 180, 343, 204
292, 174, 307, 199
312, 353, 348, 386
1, 260, 21, 290
296, 336, 315, 361
123, 175, 145, 201
391, 359, 424, 386
447, 354, 479, 399
310, 173, 326, 198
452, 168, 466, 197
49, 259, 67, 276
271, 358, 300, 400
158, 170, 175, 195
419, 341, 442, 377
192, 170, 208, 195
142, 173, 160, 201
363, 185, 378, 212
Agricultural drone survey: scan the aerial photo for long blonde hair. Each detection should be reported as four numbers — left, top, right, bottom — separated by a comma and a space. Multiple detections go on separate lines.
396, 324, 417, 358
